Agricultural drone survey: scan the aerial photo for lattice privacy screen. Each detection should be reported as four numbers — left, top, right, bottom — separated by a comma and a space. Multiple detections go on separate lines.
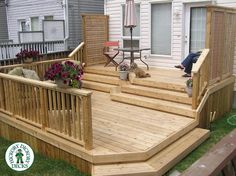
43, 20, 65, 41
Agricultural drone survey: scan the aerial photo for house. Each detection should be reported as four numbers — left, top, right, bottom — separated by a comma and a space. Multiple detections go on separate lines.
0, 0, 9, 41
4, 0, 104, 48
104, 0, 236, 106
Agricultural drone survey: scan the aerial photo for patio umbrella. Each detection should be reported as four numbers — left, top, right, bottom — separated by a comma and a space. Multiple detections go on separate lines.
124, 0, 137, 49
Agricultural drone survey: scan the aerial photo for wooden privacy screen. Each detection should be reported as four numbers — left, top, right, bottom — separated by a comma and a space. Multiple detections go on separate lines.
82, 14, 109, 66
206, 6, 236, 85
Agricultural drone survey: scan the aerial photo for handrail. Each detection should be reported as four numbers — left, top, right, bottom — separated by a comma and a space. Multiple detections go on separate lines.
0, 73, 92, 96
0, 40, 65, 60
0, 58, 71, 80
192, 49, 210, 73
192, 49, 210, 109
0, 73, 93, 150
68, 42, 85, 63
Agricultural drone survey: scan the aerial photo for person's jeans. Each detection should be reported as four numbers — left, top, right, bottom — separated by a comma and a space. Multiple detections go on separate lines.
181, 53, 200, 74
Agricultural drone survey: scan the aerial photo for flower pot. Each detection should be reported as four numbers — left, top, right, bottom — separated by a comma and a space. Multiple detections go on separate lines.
119, 71, 128, 80
23, 57, 33, 63
55, 79, 69, 88
185, 86, 192, 97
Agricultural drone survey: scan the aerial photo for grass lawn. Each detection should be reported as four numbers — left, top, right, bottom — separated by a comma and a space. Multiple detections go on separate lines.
0, 137, 86, 176
167, 109, 236, 175
0, 110, 235, 176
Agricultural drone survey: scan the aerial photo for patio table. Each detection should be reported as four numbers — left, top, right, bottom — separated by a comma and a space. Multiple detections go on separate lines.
114, 47, 150, 70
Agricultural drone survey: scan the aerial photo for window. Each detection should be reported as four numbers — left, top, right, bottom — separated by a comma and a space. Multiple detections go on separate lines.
151, 3, 172, 55
190, 7, 206, 53
122, 4, 140, 47
18, 20, 26, 31
31, 17, 39, 31
44, 16, 54, 20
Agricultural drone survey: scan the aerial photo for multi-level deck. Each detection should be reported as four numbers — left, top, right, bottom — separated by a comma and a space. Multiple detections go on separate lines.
81, 64, 209, 175
0, 57, 234, 175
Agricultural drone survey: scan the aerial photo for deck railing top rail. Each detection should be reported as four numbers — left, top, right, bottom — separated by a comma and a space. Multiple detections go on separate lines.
69, 42, 84, 58
0, 40, 65, 60
0, 58, 71, 80
68, 42, 84, 63
0, 73, 92, 96
192, 49, 210, 109
192, 49, 210, 74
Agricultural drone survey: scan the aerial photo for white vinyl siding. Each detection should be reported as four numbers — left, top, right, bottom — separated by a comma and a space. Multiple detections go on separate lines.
6, 0, 64, 43
190, 7, 206, 53
151, 3, 172, 55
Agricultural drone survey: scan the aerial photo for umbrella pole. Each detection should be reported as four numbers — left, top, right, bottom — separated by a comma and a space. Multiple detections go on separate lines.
130, 27, 134, 65
130, 27, 133, 49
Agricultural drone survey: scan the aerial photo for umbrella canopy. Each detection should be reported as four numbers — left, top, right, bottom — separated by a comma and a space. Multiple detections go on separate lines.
124, 0, 137, 28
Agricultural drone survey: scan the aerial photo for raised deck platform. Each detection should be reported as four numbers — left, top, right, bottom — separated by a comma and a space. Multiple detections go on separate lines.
81, 64, 210, 175
91, 91, 197, 163
0, 63, 212, 176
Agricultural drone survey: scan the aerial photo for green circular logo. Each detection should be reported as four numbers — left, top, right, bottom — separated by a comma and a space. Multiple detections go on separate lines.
5, 142, 34, 171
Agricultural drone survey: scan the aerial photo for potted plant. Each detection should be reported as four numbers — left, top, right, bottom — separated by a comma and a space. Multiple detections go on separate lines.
44, 60, 84, 88
118, 63, 129, 80
185, 77, 193, 97
16, 49, 39, 63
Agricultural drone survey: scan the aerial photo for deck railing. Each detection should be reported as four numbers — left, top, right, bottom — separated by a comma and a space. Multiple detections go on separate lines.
0, 50, 71, 66
0, 40, 65, 60
0, 73, 93, 150
69, 42, 84, 63
192, 49, 210, 109
0, 58, 71, 80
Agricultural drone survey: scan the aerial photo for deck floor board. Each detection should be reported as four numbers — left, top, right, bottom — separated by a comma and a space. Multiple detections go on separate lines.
91, 91, 195, 156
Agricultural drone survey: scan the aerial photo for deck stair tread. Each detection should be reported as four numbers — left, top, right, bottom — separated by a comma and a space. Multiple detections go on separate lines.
92, 128, 210, 176
121, 84, 191, 105
82, 80, 117, 92
83, 73, 120, 85
84, 66, 119, 77
131, 77, 186, 92
110, 92, 194, 118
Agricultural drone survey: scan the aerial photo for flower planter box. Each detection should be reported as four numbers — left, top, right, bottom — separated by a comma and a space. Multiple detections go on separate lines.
119, 71, 129, 80
185, 86, 192, 97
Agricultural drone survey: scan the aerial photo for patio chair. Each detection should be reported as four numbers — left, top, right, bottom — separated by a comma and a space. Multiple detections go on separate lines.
103, 41, 119, 67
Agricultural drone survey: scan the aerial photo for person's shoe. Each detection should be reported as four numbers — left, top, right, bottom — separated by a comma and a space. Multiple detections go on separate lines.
174, 65, 184, 70
182, 73, 191, 77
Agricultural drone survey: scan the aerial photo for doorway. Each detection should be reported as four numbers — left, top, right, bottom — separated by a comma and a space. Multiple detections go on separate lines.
184, 3, 208, 57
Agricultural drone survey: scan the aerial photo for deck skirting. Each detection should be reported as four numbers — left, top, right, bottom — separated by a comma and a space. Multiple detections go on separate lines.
0, 113, 92, 175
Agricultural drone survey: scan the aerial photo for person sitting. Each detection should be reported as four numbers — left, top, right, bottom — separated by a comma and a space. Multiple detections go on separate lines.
175, 51, 202, 77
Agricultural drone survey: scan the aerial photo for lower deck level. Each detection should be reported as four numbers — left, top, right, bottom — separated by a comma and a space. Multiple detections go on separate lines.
91, 91, 196, 163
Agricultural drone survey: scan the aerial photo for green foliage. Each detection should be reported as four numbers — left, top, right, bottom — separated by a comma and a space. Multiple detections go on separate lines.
168, 109, 236, 174
0, 137, 87, 176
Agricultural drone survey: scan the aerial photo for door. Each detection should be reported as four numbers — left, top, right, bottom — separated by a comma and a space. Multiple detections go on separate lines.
184, 3, 207, 57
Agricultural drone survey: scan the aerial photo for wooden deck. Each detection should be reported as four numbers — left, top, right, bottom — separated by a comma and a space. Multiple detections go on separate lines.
0, 63, 211, 176
79, 64, 209, 175
91, 91, 196, 163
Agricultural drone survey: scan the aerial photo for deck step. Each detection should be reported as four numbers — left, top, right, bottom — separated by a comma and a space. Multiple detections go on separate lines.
92, 128, 210, 176
82, 80, 117, 93
110, 92, 194, 118
84, 66, 119, 77
131, 77, 186, 92
83, 73, 120, 85
121, 84, 192, 105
